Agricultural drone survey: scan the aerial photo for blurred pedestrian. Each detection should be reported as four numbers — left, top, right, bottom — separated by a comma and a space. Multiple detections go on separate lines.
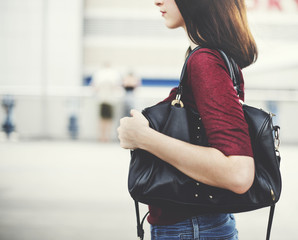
92, 63, 121, 142
122, 71, 140, 117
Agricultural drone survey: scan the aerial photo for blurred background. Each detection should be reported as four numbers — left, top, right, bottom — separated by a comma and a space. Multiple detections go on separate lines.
0, 0, 298, 239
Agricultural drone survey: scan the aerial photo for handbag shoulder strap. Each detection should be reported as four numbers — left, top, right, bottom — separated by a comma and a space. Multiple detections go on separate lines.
217, 50, 241, 95
178, 47, 241, 98
176, 46, 202, 98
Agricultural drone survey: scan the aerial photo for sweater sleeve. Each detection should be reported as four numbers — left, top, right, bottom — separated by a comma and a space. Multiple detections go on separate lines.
187, 49, 253, 157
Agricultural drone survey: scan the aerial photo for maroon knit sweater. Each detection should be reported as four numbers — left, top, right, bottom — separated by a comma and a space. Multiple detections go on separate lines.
147, 48, 253, 225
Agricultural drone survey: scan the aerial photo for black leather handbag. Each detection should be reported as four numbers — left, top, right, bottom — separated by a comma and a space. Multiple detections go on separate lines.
128, 47, 282, 240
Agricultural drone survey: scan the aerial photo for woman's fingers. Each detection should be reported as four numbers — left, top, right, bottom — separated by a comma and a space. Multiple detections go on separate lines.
130, 109, 149, 126
118, 116, 137, 149
118, 109, 149, 150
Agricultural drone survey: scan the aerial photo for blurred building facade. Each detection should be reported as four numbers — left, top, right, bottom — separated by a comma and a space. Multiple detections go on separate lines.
0, 0, 298, 142
0, 0, 83, 139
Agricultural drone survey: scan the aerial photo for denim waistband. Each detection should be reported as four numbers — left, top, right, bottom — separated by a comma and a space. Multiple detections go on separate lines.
150, 213, 238, 240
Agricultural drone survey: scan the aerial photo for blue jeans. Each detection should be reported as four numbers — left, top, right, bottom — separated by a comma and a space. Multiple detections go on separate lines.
151, 214, 238, 240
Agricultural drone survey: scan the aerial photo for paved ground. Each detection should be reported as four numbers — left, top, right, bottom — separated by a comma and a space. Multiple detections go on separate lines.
0, 141, 296, 240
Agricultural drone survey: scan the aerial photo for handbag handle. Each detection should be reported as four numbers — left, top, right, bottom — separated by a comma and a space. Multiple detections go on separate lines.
175, 46, 202, 104
175, 47, 242, 106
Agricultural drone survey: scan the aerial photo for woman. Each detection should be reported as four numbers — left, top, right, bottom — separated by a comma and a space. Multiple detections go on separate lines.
118, 0, 257, 239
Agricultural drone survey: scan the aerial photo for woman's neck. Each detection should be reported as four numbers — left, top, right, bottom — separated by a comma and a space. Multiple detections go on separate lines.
183, 26, 199, 50
189, 41, 199, 50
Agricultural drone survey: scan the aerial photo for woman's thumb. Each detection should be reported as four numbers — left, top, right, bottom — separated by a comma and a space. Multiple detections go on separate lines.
130, 109, 140, 117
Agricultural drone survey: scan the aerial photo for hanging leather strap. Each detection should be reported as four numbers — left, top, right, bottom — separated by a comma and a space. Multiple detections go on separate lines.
266, 205, 276, 240
134, 200, 149, 240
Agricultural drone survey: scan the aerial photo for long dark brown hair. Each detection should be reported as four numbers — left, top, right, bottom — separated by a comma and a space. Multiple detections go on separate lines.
175, 0, 258, 68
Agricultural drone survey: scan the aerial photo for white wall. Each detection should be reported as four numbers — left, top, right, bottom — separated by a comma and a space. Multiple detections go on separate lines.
0, 0, 82, 87
46, 0, 83, 87
0, 0, 43, 87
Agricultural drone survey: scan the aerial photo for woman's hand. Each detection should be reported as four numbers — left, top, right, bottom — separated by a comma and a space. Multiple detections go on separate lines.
118, 110, 254, 194
117, 109, 150, 150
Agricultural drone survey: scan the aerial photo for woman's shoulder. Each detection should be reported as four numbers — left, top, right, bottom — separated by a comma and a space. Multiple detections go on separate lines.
187, 48, 229, 76
186, 47, 245, 100
188, 48, 225, 67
